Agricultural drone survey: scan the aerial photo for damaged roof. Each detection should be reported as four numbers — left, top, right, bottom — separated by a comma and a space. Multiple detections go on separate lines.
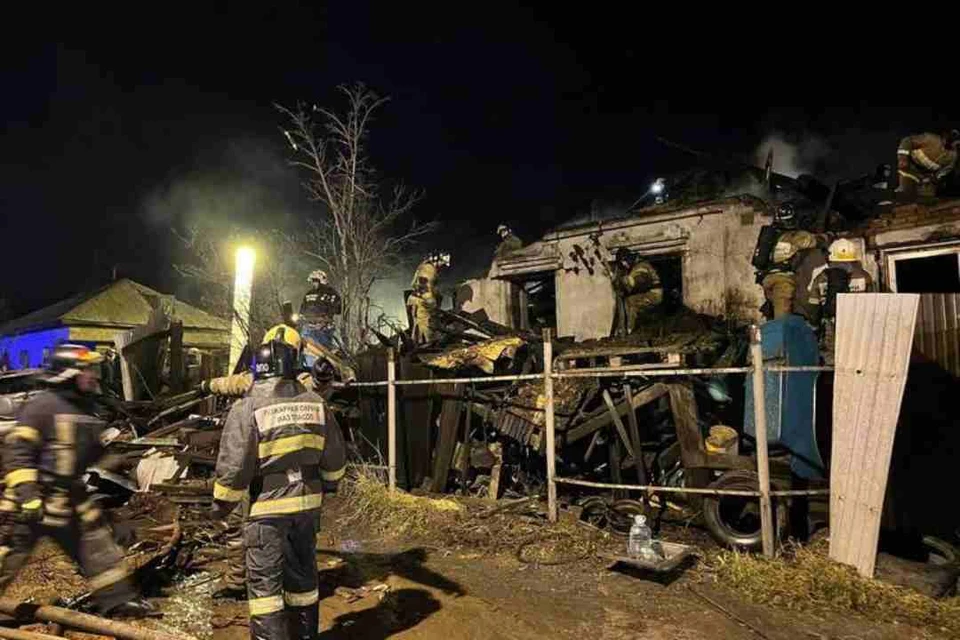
0, 278, 229, 337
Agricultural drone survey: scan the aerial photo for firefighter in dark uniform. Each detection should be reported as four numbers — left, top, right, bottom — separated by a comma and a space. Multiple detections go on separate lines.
494, 224, 523, 258
0, 344, 152, 617
299, 270, 343, 361
212, 325, 346, 640
807, 239, 874, 364
896, 130, 960, 201
612, 248, 663, 335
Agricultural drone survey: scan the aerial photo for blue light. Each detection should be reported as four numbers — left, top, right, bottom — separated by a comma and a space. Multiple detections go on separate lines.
0, 327, 71, 369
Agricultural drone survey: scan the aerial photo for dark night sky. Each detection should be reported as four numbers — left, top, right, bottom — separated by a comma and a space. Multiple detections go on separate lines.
0, 6, 952, 317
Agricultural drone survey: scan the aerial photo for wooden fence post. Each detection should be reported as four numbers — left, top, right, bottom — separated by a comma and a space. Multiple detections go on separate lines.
750, 325, 775, 558
543, 329, 557, 522
387, 347, 397, 492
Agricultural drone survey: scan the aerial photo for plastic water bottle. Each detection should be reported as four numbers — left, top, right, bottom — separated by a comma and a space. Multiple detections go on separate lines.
627, 514, 653, 559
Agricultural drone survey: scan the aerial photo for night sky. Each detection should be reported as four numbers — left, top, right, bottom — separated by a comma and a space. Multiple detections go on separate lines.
1, 6, 953, 318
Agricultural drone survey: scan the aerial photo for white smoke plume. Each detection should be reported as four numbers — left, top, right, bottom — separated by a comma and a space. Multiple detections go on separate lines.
753, 132, 834, 179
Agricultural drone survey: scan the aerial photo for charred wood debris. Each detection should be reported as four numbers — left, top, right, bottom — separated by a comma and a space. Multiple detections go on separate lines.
0, 302, 745, 629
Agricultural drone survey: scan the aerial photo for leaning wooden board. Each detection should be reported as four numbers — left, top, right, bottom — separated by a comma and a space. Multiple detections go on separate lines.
829, 293, 919, 577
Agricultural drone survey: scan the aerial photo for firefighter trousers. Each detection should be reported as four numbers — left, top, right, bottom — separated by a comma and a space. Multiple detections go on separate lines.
0, 517, 134, 612
624, 289, 664, 333
245, 512, 320, 640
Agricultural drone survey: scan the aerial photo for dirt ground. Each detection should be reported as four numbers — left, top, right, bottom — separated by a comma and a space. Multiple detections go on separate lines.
3, 493, 949, 640
192, 495, 947, 640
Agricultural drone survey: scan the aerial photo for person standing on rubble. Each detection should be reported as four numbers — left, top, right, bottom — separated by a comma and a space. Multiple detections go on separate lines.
0, 344, 153, 617
494, 224, 523, 259
211, 325, 346, 640
896, 130, 959, 201
299, 270, 342, 358
807, 238, 874, 364
407, 252, 449, 344
754, 203, 818, 319
612, 247, 663, 335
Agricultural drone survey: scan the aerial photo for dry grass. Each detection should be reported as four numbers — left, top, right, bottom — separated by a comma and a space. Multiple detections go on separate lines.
338, 470, 605, 563
709, 540, 960, 636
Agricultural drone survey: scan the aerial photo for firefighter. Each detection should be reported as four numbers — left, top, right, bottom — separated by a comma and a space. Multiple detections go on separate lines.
299, 270, 343, 359
407, 253, 449, 344
494, 224, 523, 258
0, 344, 153, 617
754, 203, 818, 320
612, 248, 663, 335
211, 325, 346, 640
896, 130, 960, 201
807, 238, 874, 364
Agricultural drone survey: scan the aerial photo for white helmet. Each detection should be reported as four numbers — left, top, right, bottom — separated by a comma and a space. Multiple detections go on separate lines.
497, 224, 511, 238
308, 269, 328, 285
828, 238, 859, 262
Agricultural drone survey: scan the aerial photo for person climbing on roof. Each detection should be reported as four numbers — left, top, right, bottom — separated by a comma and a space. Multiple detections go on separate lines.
896, 130, 960, 201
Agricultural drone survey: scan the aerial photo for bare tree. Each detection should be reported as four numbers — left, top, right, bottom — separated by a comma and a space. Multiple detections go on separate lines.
277, 84, 434, 353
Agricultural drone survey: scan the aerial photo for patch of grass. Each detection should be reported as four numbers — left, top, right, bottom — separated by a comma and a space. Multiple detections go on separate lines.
710, 541, 960, 636
338, 468, 605, 563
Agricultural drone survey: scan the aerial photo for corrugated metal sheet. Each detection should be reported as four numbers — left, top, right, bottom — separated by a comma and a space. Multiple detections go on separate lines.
829, 293, 919, 578
913, 294, 960, 378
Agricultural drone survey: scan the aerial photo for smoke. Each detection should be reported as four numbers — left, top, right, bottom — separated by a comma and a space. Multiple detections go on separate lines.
142, 137, 304, 231
753, 131, 834, 179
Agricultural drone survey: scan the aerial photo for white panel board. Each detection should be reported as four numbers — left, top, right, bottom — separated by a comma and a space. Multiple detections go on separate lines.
829, 293, 919, 577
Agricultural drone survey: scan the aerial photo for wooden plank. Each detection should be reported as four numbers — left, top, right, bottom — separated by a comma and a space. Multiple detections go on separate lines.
169, 320, 184, 394
601, 389, 636, 461
565, 383, 668, 444
400, 357, 434, 490
829, 293, 919, 577
429, 383, 463, 493
666, 383, 706, 468
623, 384, 647, 485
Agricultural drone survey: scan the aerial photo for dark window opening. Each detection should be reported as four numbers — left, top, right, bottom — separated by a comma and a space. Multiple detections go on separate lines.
519, 274, 556, 333
895, 254, 960, 293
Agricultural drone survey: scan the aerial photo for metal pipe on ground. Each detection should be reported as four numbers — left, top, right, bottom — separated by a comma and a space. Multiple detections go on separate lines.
554, 477, 830, 498
0, 600, 180, 640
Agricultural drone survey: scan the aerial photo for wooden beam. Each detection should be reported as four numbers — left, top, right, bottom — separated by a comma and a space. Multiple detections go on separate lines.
429, 383, 464, 493
623, 384, 647, 485
565, 383, 668, 444
666, 383, 706, 468
601, 389, 636, 461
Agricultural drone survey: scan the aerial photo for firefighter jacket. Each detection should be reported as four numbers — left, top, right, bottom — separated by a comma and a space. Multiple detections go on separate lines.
766, 230, 818, 274
617, 260, 662, 297
299, 283, 342, 324
212, 377, 346, 520
898, 133, 958, 182
3, 389, 108, 518
807, 261, 874, 307
411, 261, 438, 292
494, 234, 523, 258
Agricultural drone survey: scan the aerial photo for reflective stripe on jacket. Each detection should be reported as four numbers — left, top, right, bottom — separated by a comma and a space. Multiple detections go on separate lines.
213, 377, 346, 519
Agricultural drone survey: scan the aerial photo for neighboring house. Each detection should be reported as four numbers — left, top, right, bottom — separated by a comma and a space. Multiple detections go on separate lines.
0, 279, 230, 370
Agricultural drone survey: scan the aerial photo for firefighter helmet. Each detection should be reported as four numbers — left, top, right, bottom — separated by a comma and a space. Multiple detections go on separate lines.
614, 247, 633, 265
828, 238, 859, 262
497, 224, 511, 238
774, 202, 797, 227
43, 343, 104, 384
311, 355, 338, 385
254, 325, 302, 380
308, 269, 328, 285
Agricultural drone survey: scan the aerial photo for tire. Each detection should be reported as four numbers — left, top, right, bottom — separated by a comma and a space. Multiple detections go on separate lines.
702, 470, 786, 551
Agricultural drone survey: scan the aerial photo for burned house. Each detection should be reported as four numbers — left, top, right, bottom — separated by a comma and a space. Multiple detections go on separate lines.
460, 195, 767, 338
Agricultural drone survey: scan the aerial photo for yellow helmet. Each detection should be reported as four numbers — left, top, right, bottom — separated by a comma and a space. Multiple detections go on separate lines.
261, 324, 302, 350
828, 238, 859, 262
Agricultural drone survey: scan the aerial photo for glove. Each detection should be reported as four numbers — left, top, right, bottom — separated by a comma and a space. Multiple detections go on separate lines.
210, 499, 235, 522
19, 498, 43, 524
